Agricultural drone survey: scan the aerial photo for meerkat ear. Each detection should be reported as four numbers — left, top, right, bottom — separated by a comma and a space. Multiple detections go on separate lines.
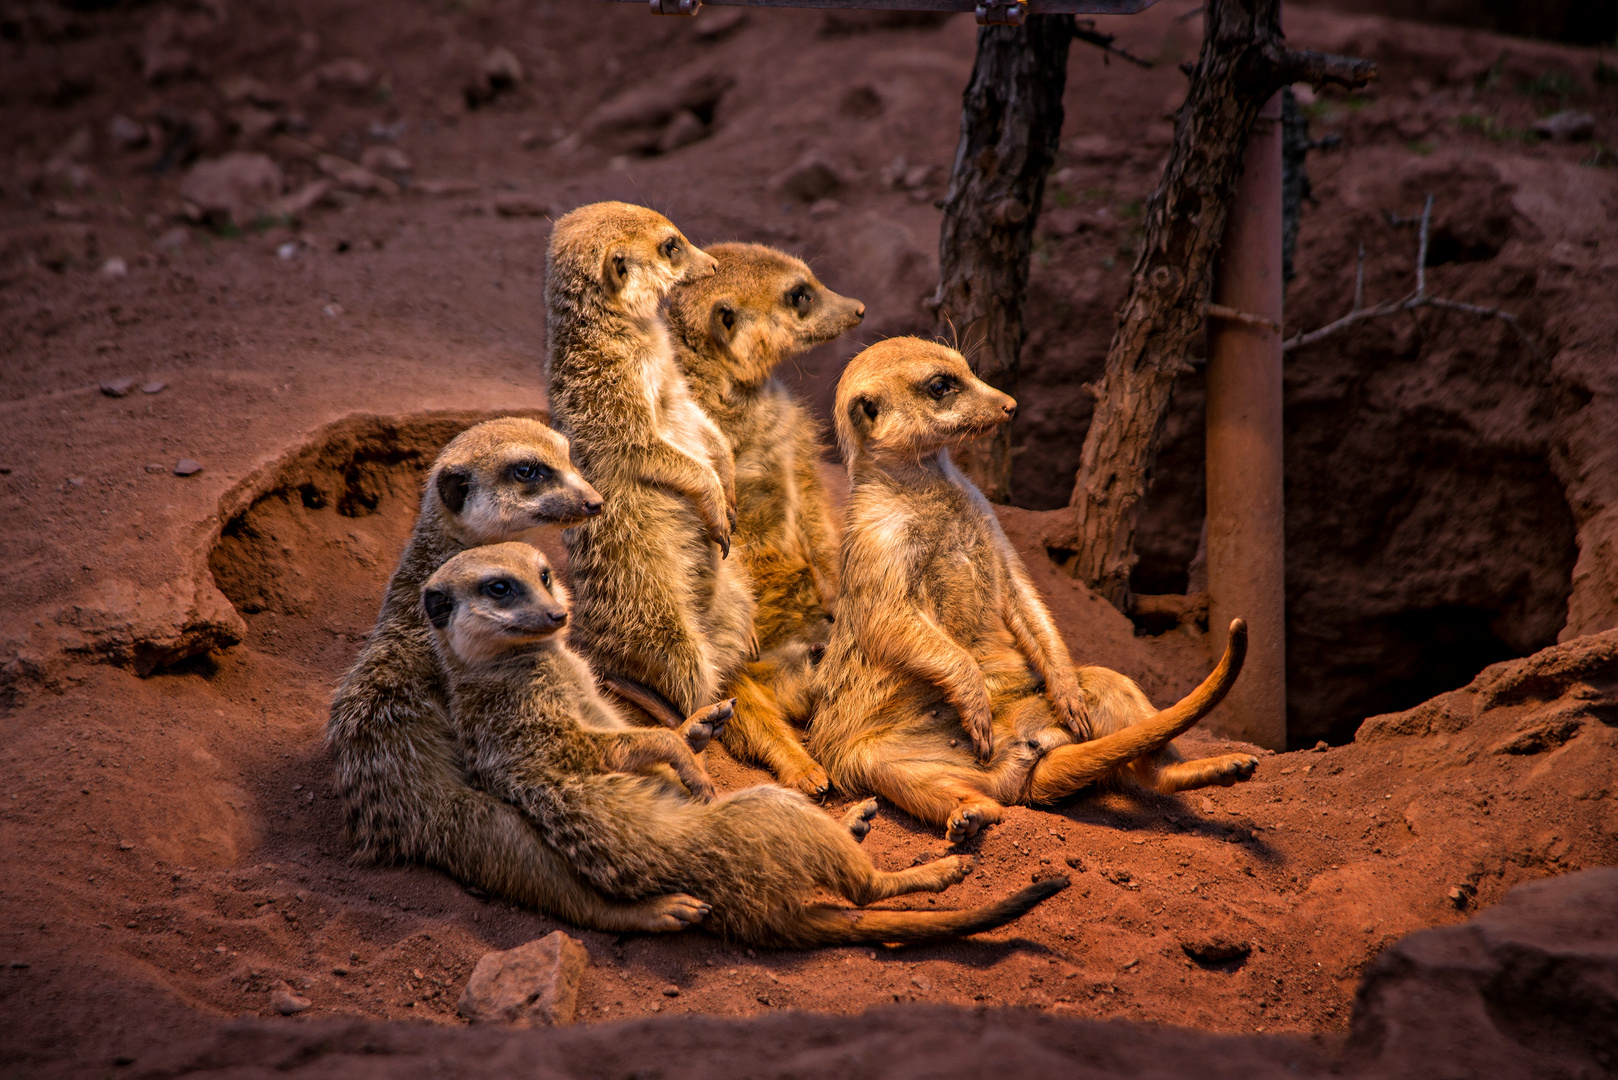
602, 249, 629, 294
847, 395, 879, 435
436, 468, 472, 514
422, 589, 454, 630
710, 302, 737, 346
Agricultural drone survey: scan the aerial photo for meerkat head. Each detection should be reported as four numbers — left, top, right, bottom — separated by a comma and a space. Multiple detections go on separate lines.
547, 201, 718, 323
422, 542, 571, 666
427, 417, 604, 546
666, 242, 865, 394
834, 337, 1017, 465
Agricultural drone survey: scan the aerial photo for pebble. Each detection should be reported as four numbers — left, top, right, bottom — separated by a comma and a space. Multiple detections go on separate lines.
152, 227, 191, 253
173, 459, 203, 476
911, 975, 931, 991
100, 378, 137, 397
322, 303, 344, 317
661, 984, 680, 997
1531, 110, 1595, 143
99, 257, 129, 278
277, 242, 299, 260
458, 931, 590, 1026
270, 989, 311, 1015
142, 381, 166, 394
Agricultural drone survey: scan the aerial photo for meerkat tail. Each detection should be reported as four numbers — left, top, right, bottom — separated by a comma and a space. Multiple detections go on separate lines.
782, 877, 1069, 947
600, 673, 685, 729
1029, 620, 1248, 800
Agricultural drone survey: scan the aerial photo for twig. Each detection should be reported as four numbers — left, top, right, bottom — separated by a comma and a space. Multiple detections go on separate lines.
1205, 302, 1280, 333
1283, 193, 1545, 361
1073, 19, 1153, 69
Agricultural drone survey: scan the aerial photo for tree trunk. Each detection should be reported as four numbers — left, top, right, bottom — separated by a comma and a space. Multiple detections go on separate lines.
1057, 0, 1372, 607
933, 15, 1074, 504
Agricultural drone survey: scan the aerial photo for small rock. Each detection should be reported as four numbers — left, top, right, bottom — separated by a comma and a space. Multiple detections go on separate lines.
144, 464, 165, 473
9, 961, 30, 969
179, 153, 285, 226
912, 975, 932, 991
100, 378, 137, 397
1531, 111, 1595, 143
99, 257, 128, 278
332, 965, 349, 976
277, 242, 299, 260
458, 930, 590, 1026
322, 303, 343, 317
1313, 740, 1329, 752
359, 146, 411, 174
1200, 796, 1216, 813
481, 46, 524, 92
152, 227, 191, 253
661, 984, 680, 997
67, 477, 85, 487
771, 152, 843, 203
107, 114, 150, 150
657, 109, 709, 154
316, 154, 398, 197
173, 458, 203, 476
270, 989, 310, 1015
1064, 855, 1087, 871
808, 198, 842, 219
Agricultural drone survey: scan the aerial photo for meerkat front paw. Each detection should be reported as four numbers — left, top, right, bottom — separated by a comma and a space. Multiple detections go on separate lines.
1047, 678, 1090, 737
784, 763, 830, 799
957, 692, 995, 761
680, 698, 735, 753
633, 893, 711, 932
841, 797, 879, 840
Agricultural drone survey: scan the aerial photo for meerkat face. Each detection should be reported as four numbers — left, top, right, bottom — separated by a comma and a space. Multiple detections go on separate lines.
423, 542, 572, 666
549, 201, 718, 323
668, 243, 866, 391
834, 337, 1017, 463
427, 417, 604, 546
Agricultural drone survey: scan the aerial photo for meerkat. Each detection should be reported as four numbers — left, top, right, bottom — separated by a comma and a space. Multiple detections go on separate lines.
664, 243, 866, 795
543, 202, 760, 731
327, 417, 712, 933
807, 338, 1260, 843
424, 541, 1069, 947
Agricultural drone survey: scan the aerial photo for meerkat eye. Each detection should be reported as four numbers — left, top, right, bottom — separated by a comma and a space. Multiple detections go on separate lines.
927, 375, 957, 400
511, 460, 553, 483
787, 285, 813, 316
660, 236, 681, 260
481, 579, 514, 600
540, 568, 551, 587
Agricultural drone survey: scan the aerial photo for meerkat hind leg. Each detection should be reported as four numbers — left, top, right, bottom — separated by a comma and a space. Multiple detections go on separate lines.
841, 797, 879, 840
846, 855, 975, 906
723, 668, 830, 797
678, 698, 735, 754
1151, 753, 1260, 792
864, 758, 1008, 844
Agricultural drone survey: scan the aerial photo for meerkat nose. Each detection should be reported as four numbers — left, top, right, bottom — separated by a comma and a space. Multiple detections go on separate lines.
546, 610, 568, 628
583, 497, 603, 516
853, 303, 866, 321
1002, 399, 1018, 419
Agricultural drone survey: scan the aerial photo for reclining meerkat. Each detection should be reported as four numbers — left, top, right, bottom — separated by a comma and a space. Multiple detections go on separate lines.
543, 202, 760, 730
807, 338, 1260, 843
424, 541, 1070, 947
665, 243, 866, 796
328, 417, 711, 933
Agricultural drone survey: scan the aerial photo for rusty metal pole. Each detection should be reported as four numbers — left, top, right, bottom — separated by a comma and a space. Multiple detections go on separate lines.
1204, 91, 1286, 751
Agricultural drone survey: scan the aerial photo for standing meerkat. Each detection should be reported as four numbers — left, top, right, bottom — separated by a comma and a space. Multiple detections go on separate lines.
665, 243, 866, 796
808, 338, 1260, 843
328, 417, 711, 933
543, 202, 759, 728
424, 541, 1069, 947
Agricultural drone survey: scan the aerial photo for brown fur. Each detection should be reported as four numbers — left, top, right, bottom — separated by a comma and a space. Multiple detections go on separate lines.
808, 339, 1260, 842
425, 541, 1068, 947
543, 203, 758, 726
667, 242, 865, 795
327, 417, 709, 932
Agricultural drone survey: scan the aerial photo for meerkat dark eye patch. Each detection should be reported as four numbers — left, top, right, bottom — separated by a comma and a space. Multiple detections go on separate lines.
511, 460, 553, 484
480, 577, 526, 603
926, 375, 958, 400
660, 236, 681, 259
787, 285, 813, 316
436, 468, 472, 514
423, 589, 454, 630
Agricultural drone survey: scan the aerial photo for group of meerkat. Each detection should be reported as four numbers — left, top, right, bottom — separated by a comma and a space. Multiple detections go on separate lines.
327, 201, 1260, 948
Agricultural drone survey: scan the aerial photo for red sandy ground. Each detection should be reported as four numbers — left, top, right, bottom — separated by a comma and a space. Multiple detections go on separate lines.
1, 0, 1615, 1076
